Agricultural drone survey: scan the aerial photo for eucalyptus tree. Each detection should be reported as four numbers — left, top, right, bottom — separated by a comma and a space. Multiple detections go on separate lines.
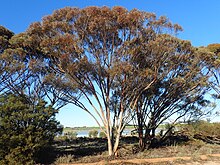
131, 37, 215, 150
17, 6, 182, 156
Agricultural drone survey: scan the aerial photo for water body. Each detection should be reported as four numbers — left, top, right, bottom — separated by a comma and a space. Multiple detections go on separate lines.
76, 129, 132, 137
64, 127, 162, 137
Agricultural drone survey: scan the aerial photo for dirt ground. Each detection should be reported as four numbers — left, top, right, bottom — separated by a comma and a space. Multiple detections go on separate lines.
55, 136, 220, 165
60, 154, 220, 165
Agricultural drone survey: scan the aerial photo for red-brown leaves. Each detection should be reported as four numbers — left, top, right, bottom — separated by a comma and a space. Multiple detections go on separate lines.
0, 26, 14, 53
15, 6, 198, 98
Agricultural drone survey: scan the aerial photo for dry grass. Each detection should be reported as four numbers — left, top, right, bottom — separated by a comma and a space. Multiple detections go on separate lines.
54, 137, 220, 164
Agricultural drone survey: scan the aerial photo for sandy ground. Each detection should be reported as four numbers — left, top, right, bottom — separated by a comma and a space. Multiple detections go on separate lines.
60, 154, 220, 165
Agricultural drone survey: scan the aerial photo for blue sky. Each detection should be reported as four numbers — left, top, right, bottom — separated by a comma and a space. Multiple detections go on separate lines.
1, 0, 220, 127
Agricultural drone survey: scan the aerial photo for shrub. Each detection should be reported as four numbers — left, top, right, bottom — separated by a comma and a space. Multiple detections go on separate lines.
0, 94, 62, 164
193, 121, 220, 137
99, 131, 107, 138
65, 131, 78, 139
54, 154, 75, 164
179, 120, 220, 140
181, 121, 220, 137
88, 130, 98, 138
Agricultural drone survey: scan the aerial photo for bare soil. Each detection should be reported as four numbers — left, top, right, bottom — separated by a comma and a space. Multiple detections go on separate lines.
57, 154, 220, 165
64, 154, 220, 165
54, 136, 220, 165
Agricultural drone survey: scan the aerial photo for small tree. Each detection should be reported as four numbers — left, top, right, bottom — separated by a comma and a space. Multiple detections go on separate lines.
65, 131, 78, 139
128, 37, 215, 150
89, 130, 98, 138
0, 94, 62, 164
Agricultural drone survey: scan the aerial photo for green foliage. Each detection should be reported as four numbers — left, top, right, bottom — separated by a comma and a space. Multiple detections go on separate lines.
190, 121, 220, 137
88, 130, 98, 138
179, 121, 220, 139
0, 94, 63, 164
99, 131, 107, 138
64, 131, 78, 139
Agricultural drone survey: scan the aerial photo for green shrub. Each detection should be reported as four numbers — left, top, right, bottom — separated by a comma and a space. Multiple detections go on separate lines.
65, 131, 78, 139
180, 120, 220, 138
0, 94, 62, 164
88, 130, 98, 138
192, 121, 220, 137
99, 131, 107, 138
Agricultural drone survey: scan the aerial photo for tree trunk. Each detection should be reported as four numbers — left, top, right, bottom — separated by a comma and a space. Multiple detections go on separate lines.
113, 104, 124, 156
113, 131, 120, 156
137, 109, 145, 151
107, 131, 113, 156
152, 127, 156, 138
145, 128, 151, 142
138, 126, 145, 151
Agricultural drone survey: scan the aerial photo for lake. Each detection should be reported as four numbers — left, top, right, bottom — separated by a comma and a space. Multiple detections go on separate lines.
76, 129, 132, 137
63, 127, 162, 137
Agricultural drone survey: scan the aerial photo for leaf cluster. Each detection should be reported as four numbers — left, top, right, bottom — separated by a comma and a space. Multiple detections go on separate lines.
0, 94, 62, 164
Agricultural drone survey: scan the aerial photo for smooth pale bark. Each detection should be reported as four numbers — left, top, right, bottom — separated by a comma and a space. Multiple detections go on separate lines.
113, 131, 120, 154
107, 132, 113, 156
